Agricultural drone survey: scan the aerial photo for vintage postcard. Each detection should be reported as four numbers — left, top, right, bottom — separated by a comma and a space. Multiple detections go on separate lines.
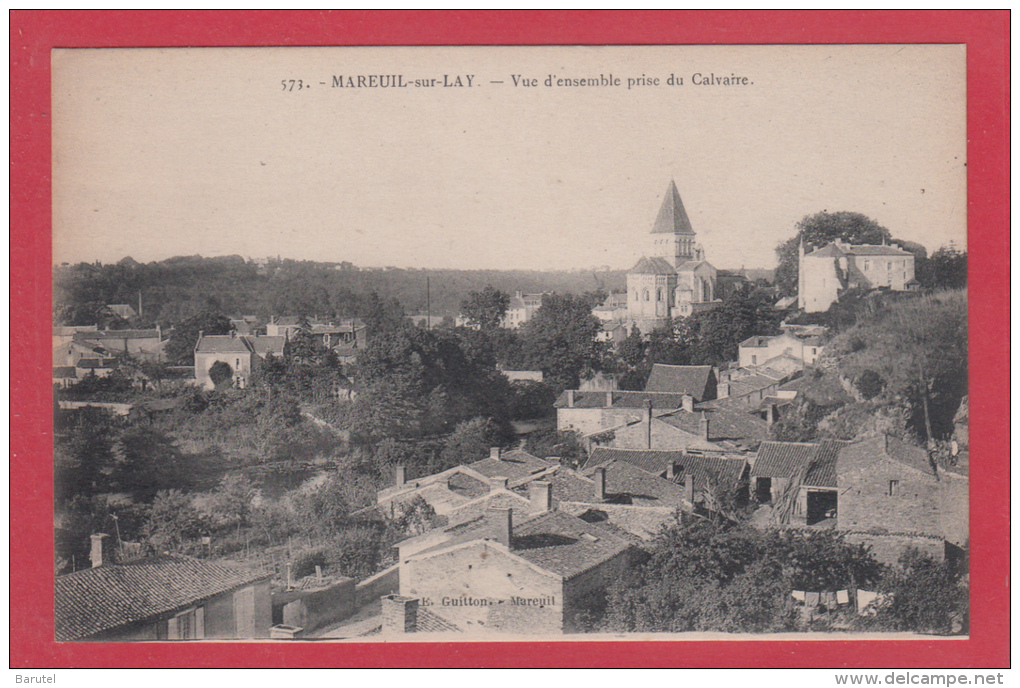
47, 43, 973, 643
12, 13, 1008, 668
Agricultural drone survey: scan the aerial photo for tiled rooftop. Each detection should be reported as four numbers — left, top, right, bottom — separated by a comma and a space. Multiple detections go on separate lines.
55, 556, 269, 641
643, 364, 716, 400
468, 450, 552, 481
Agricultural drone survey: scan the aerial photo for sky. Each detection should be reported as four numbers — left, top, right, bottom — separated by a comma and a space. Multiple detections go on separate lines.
52, 45, 967, 271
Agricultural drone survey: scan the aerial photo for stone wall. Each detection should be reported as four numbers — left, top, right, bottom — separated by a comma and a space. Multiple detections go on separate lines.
354, 564, 399, 608
838, 461, 940, 536
274, 577, 356, 633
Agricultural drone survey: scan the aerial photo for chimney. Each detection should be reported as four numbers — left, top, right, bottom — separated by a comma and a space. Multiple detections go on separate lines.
594, 467, 607, 501
699, 412, 710, 441
605, 390, 614, 407
666, 462, 676, 481
681, 394, 694, 413
489, 507, 513, 548
717, 382, 730, 399
683, 474, 695, 503
645, 399, 653, 450
395, 465, 406, 487
566, 390, 575, 408
529, 480, 552, 514
490, 446, 502, 461
382, 595, 419, 634
90, 533, 115, 568
489, 476, 509, 491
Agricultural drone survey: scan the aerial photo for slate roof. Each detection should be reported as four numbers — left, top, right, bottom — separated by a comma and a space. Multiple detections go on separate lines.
651, 179, 696, 235
76, 358, 117, 369
511, 511, 634, 579
76, 329, 160, 340
54, 326, 98, 336
805, 244, 846, 258
804, 440, 849, 488
467, 450, 552, 482
55, 556, 269, 641
53, 366, 77, 378
724, 374, 778, 398
446, 472, 491, 499
413, 510, 633, 580
553, 390, 690, 410
844, 245, 913, 256
751, 440, 848, 488
580, 461, 687, 507
629, 256, 678, 275
656, 405, 769, 443
671, 454, 748, 492
644, 364, 716, 400
676, 260, 712, 273
195, 335, 254, 354
838, 435, 935, 478
446, 489, 532, 527
583, 447, 682, 476
584, 449, 746, 492
806, 243, 912, 258
751, 442, 818, 479
248, 336, 287, 356
512, 467, 597, 504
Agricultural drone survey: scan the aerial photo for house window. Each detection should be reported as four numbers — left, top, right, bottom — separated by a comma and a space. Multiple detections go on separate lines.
887, 262, 892, 270
643, 290, 650, 302
888, 480, 900, 496
751, 355, 757, 365
235, 358, 240, 368
864, 260, 870, 270
657, 289, 663, 302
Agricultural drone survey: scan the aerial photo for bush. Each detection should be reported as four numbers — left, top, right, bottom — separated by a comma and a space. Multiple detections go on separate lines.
856, 370, 884, 400
292, 547, 329, 579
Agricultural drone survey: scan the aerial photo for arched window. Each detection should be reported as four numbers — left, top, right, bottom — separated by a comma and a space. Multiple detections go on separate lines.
643, 290, 650, 302
657, 289, 664, 302
633, 291, 638, 301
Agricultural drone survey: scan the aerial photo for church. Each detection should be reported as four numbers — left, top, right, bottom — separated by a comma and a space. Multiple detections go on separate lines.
626, 180, 720, 333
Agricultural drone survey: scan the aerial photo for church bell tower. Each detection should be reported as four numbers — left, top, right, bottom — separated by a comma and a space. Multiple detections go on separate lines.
650, 179, 697, 269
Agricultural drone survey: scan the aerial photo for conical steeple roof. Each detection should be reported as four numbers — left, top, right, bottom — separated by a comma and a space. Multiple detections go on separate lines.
651, 179, 695, 236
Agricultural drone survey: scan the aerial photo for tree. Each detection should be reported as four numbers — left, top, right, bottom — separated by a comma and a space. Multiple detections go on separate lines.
869, 548, 968, 635
207, 360, 234, 389
520, 293, 605, 388
54, 406, 118, 504
922, 245, 967, 290
775, 212, 893, 296
112, 427, 189, 499
460, 286, 510, 331
617, 326, 645, 368
602, 520, 881, 634
211, 473, 259, 529
440, 417, 507, 468
884, 291, 968, 442
164, 312, 232, 365
142, 490, 206, 554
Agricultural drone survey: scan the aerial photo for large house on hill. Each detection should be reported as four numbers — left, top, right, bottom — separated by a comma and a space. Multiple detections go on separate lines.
194, 333, 288, 390
798, 239, 918, 313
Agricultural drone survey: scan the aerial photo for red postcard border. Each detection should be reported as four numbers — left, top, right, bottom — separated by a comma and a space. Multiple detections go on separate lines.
10, 10, 1009, 668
